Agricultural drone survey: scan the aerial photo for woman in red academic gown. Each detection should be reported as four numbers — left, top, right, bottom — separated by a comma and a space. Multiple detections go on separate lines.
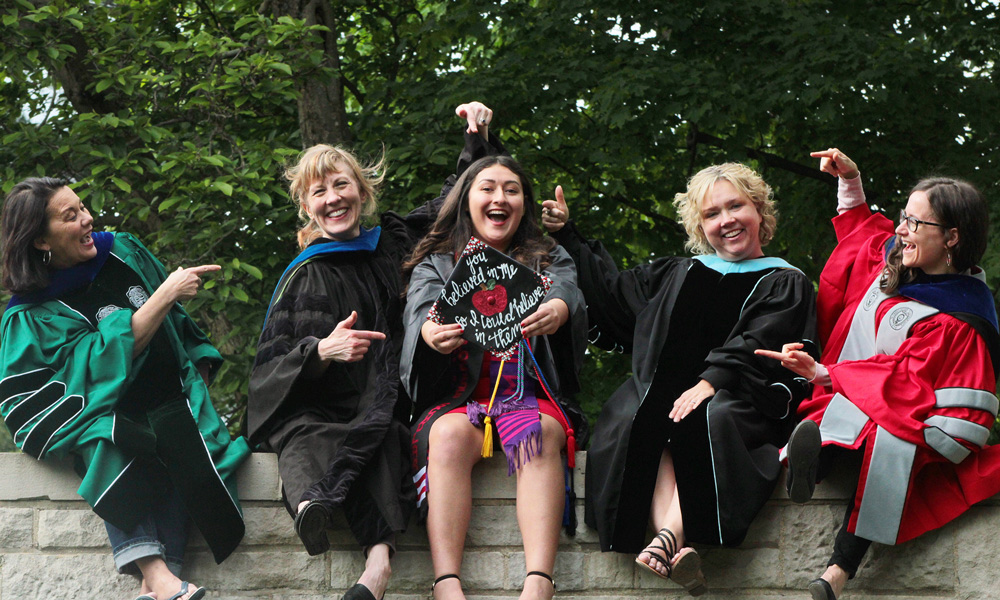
758, 149, 1000, 600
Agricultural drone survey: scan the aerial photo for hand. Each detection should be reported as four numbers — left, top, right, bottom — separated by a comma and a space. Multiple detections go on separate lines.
421, 320, 466, 354
317, 311, 387, 363
669, 379, 715, 422
810, 148, 859, 180
541, 185, 570, 232
754, 342, 819, 380
520, 298, 569, 337
455, 101, 493, 140
159, 264, 221, 303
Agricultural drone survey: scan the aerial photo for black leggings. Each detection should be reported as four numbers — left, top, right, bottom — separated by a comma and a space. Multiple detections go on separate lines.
829, 499, 872, 578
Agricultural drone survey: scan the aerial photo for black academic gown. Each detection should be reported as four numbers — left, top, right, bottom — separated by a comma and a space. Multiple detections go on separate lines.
553, 223, 817, 551
247, 132, 504, 546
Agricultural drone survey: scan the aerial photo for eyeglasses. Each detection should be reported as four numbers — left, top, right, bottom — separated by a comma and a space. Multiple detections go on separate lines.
899, 210, 945, 233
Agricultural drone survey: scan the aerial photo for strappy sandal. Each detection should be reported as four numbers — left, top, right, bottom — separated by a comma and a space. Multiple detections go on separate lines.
525, 571, 556, 594
635, 527, 677, 580
635, 528, 708, 596
432, 573, 461, 592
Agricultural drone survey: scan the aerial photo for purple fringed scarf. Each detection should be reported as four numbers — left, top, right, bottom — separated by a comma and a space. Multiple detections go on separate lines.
466, 343, 542, 475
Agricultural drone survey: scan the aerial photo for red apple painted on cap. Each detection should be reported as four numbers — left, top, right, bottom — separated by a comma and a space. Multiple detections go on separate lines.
472, 280, 507, 316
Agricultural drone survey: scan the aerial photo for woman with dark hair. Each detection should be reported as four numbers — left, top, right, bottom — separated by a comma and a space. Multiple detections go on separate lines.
0, 178, 249, 600
757, 149, 1000, 600
543, 163, 817, 596
402, 151, 588, 600
247, 102, 506, 600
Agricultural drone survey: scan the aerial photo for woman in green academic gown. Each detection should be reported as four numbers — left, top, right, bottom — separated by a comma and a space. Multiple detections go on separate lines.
0, 178, 249, 600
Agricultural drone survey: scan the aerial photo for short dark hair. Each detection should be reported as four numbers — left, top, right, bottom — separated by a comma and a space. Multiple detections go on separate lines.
1, 177, 67, 294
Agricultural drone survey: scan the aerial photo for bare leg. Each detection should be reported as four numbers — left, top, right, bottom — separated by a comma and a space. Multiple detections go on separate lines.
358, 543, 392, 599
427, 413, 484, 600
136, 556, 201, 600
636, 449, 685, 577
516, 415, 566, 600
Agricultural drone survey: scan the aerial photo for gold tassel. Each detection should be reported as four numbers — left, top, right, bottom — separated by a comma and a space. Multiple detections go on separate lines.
481, 359, 506, 458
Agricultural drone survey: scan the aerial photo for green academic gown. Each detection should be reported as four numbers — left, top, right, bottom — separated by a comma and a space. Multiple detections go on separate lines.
0, 233, 250, 563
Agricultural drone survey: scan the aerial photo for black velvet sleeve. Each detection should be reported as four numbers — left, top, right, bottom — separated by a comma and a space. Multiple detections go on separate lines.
701, 268, 819, 419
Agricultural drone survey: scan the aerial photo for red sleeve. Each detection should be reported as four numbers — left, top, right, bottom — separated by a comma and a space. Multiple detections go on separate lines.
817, 205, 895, 348
827, 313, 997, 450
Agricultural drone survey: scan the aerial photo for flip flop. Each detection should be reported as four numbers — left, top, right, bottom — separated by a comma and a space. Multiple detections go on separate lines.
165, 582, 206, 600
134, 596, 156, 600
294, 500, 331, 555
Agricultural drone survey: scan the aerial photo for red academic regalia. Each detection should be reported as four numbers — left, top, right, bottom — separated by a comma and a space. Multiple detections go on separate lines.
796, 203, 1000, 545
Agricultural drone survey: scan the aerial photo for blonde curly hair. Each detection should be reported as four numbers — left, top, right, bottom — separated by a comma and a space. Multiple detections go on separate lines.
286, 144, 385, 249
672, 162, 777, 256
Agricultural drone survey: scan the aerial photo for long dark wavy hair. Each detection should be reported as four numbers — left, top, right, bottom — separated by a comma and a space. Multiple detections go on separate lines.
881, 177, 988, 294
1, 177, 67, 294
403, 155, 555, 282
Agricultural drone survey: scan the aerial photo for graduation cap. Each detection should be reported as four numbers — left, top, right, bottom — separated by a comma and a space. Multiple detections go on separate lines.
429, 237, 552, 359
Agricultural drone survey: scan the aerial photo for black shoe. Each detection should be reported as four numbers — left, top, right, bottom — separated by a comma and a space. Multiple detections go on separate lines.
343, 583, 377, 600
808, 577, 837, 600
294, 500, 331, 555
786, 420, 821, 503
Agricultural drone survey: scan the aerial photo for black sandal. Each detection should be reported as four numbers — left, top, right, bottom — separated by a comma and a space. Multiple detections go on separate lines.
294, 500, 331, 556
526, 570, 556, 591
634, 527, 677, 580
432, 574, 461, 591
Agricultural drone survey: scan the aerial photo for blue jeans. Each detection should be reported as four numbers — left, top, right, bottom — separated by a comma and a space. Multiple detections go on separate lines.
105, 487, 190, 577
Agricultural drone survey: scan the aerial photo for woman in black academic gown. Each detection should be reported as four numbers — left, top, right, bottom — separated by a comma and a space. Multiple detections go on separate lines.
543, 163, 817, 595
247, 103, 503, 600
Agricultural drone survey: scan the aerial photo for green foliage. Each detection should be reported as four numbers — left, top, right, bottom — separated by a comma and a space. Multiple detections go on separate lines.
2, 0, 999, 442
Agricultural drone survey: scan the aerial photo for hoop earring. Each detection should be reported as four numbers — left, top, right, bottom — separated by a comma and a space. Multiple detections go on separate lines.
42, 249, 51, 266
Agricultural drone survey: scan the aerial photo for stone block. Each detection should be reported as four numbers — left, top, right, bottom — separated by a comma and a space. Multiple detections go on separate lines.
0, 454, 79, 500
240, 506, 299, 546
0, 508, 34, 549
458, 551, 507, 590
566, 505, 598, 545
183, 549, 326, 591
236, 452, 282, 501
853, 528, 953, 593
955, 505, 1000, 600
329, 550, 366, 588
582, 551, 635, 589
387, 548, 434, 591
38, 509, 108, 549
467, 505, 522, 547
779, 503, 844, 588
1, 554, 133, 599
695, 546, 780, 590
743, 503, 781, 546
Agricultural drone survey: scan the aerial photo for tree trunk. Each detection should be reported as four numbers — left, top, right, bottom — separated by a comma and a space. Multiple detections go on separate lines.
270, 0, 351, 147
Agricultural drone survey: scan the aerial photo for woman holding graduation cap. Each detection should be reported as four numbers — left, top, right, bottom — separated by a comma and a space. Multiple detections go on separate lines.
402, 128, 588, 600
544, 163, 817, 595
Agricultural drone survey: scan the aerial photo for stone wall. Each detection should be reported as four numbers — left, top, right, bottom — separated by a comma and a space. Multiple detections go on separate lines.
0, 452, 997, 600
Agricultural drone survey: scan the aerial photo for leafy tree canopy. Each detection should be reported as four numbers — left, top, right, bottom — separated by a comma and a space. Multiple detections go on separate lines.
2, 0, 997, 437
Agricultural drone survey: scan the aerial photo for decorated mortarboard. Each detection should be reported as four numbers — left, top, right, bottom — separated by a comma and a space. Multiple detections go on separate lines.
428, 237, 552, 359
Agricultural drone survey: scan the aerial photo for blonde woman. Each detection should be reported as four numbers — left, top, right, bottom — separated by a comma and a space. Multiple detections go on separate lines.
543, 163, 817, 595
